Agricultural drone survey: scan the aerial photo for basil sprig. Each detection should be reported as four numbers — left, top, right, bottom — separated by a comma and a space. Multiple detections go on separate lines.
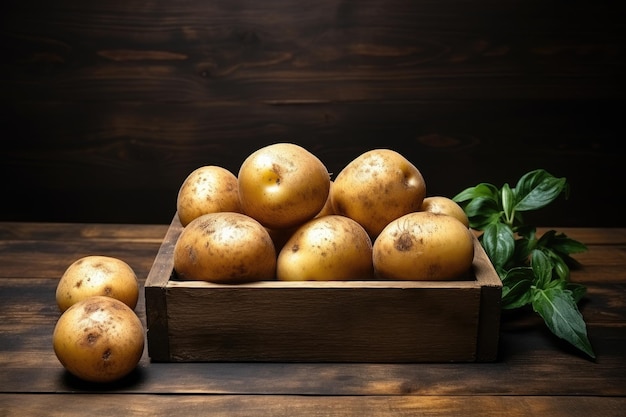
453, 169, 594, 359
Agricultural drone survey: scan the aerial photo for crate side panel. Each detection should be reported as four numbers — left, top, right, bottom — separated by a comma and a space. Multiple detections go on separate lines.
145, 285, 171, 361
164, 286, 482, 362
476, 283, 502, 362
144, 214, 182, 288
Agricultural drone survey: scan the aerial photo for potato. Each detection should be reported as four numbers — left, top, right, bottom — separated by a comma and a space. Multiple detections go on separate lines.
331, 149, 426, 239
55, 255, 139, 313
52, 296, 144, 383
173, 212, 276, 283
373, 211, 474, 280
176, 165, 242, 227
277, 215, 374, 281
420, 196, 469, 227
314, 180, 336, 218
237, 142, 331, 229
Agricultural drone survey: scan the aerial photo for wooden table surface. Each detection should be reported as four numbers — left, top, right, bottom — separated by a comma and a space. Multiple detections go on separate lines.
1, 222, 625, 416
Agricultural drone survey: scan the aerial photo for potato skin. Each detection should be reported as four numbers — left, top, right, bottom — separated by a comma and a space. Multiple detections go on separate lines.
277, 215, 374, 281
176, 165, 242, 227
55, 255, 139, 313
331, 149, 426, 239
237, 143, 331, 229
52, 296, 144, 383
173, 212, 277, 283
314, 180, 336, 218
373, 211, 474, 280
420, 196, 469, 228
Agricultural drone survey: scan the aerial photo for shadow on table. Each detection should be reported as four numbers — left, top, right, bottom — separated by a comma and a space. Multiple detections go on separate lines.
60, 367, 146, 392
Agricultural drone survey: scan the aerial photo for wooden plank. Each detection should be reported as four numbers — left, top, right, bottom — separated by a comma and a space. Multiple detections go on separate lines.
536, 228, 626, 246
2, 394, 626, 417
165, 285, 481, 362
2, 225, 625, 285
1, 278, 624, 395
0, 240, 162, 280
0, 222, 168, 241
3, 101, 620, 184
144, 218, 499, 363
1, 0, 624, 226
0, 99, 622, 225
2, 1, 623, 102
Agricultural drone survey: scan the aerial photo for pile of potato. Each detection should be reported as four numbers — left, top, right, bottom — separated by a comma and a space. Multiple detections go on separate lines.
173, 143, 474, 283
52, 256, 144, 383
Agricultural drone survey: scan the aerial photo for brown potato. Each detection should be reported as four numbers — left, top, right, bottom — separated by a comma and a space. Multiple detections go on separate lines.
52, 296, 144, 383
373, 211, 474, 280
55, 255, 139, 313
277, 215, 374, 281
176, 165, 242, 227
314, 180, 336, 218
237, 143, 331, 229
173, 212, 276, 283
420, 196, 470, 227
331, 149, 426, 239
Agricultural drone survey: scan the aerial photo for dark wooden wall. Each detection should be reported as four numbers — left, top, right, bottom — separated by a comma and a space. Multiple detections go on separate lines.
1, 1, 624, 226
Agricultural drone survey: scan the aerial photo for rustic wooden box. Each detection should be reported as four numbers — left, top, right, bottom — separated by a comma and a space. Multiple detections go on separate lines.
145, 214, 502, 363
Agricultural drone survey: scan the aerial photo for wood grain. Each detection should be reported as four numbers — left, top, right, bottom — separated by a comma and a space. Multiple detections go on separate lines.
1, 222, 626, 416
142, 215, 501, 363
2, 394, 625, 417
1, 0, 624, 225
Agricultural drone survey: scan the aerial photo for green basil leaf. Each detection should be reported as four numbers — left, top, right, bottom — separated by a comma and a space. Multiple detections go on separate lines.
539, 232, 588, 255
531, 287, 596, 358
463, 196, 500, 218
501, 267, 534, 309
501, 183, 515, 223
468, 213, 504, 231
512, 236, 534, 268
482, 223, 515, 272
545, 276, 567, 290
566, 283, 588, 303
462, 197, 503, 230
537, 229, 557, 243
453, 183, 499, 203
514, 169, 568, 212
530, 249, 553, 289
552, 255, 570, 281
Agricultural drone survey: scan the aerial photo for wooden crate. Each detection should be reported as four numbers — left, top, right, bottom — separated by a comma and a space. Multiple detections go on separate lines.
145, 214, 502, 363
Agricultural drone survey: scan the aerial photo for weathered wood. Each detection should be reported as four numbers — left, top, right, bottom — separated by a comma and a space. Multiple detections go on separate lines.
2, 326, 626, 395
1, 99, 622, 226
1, 222, 626, 417
1, 0, 624, 225
2, 394, 626, 417
2, 1, 623, 100
143, 215, 179, 360
144, 216, 501, 362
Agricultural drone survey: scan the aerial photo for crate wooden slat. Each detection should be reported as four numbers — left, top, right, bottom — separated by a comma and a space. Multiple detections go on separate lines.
145, 214, 502, 363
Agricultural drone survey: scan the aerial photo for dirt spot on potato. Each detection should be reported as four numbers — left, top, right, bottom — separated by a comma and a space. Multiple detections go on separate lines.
185, 244, 197, 263
394, 232, 413, 252
83, 332, 99, 346
271, 163, 282, 185
109, 301, 124, 311
83, 303, 100, 314
93, 262, 112, 274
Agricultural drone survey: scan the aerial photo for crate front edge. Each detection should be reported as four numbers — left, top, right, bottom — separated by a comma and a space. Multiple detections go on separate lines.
145, 213, 502, 363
